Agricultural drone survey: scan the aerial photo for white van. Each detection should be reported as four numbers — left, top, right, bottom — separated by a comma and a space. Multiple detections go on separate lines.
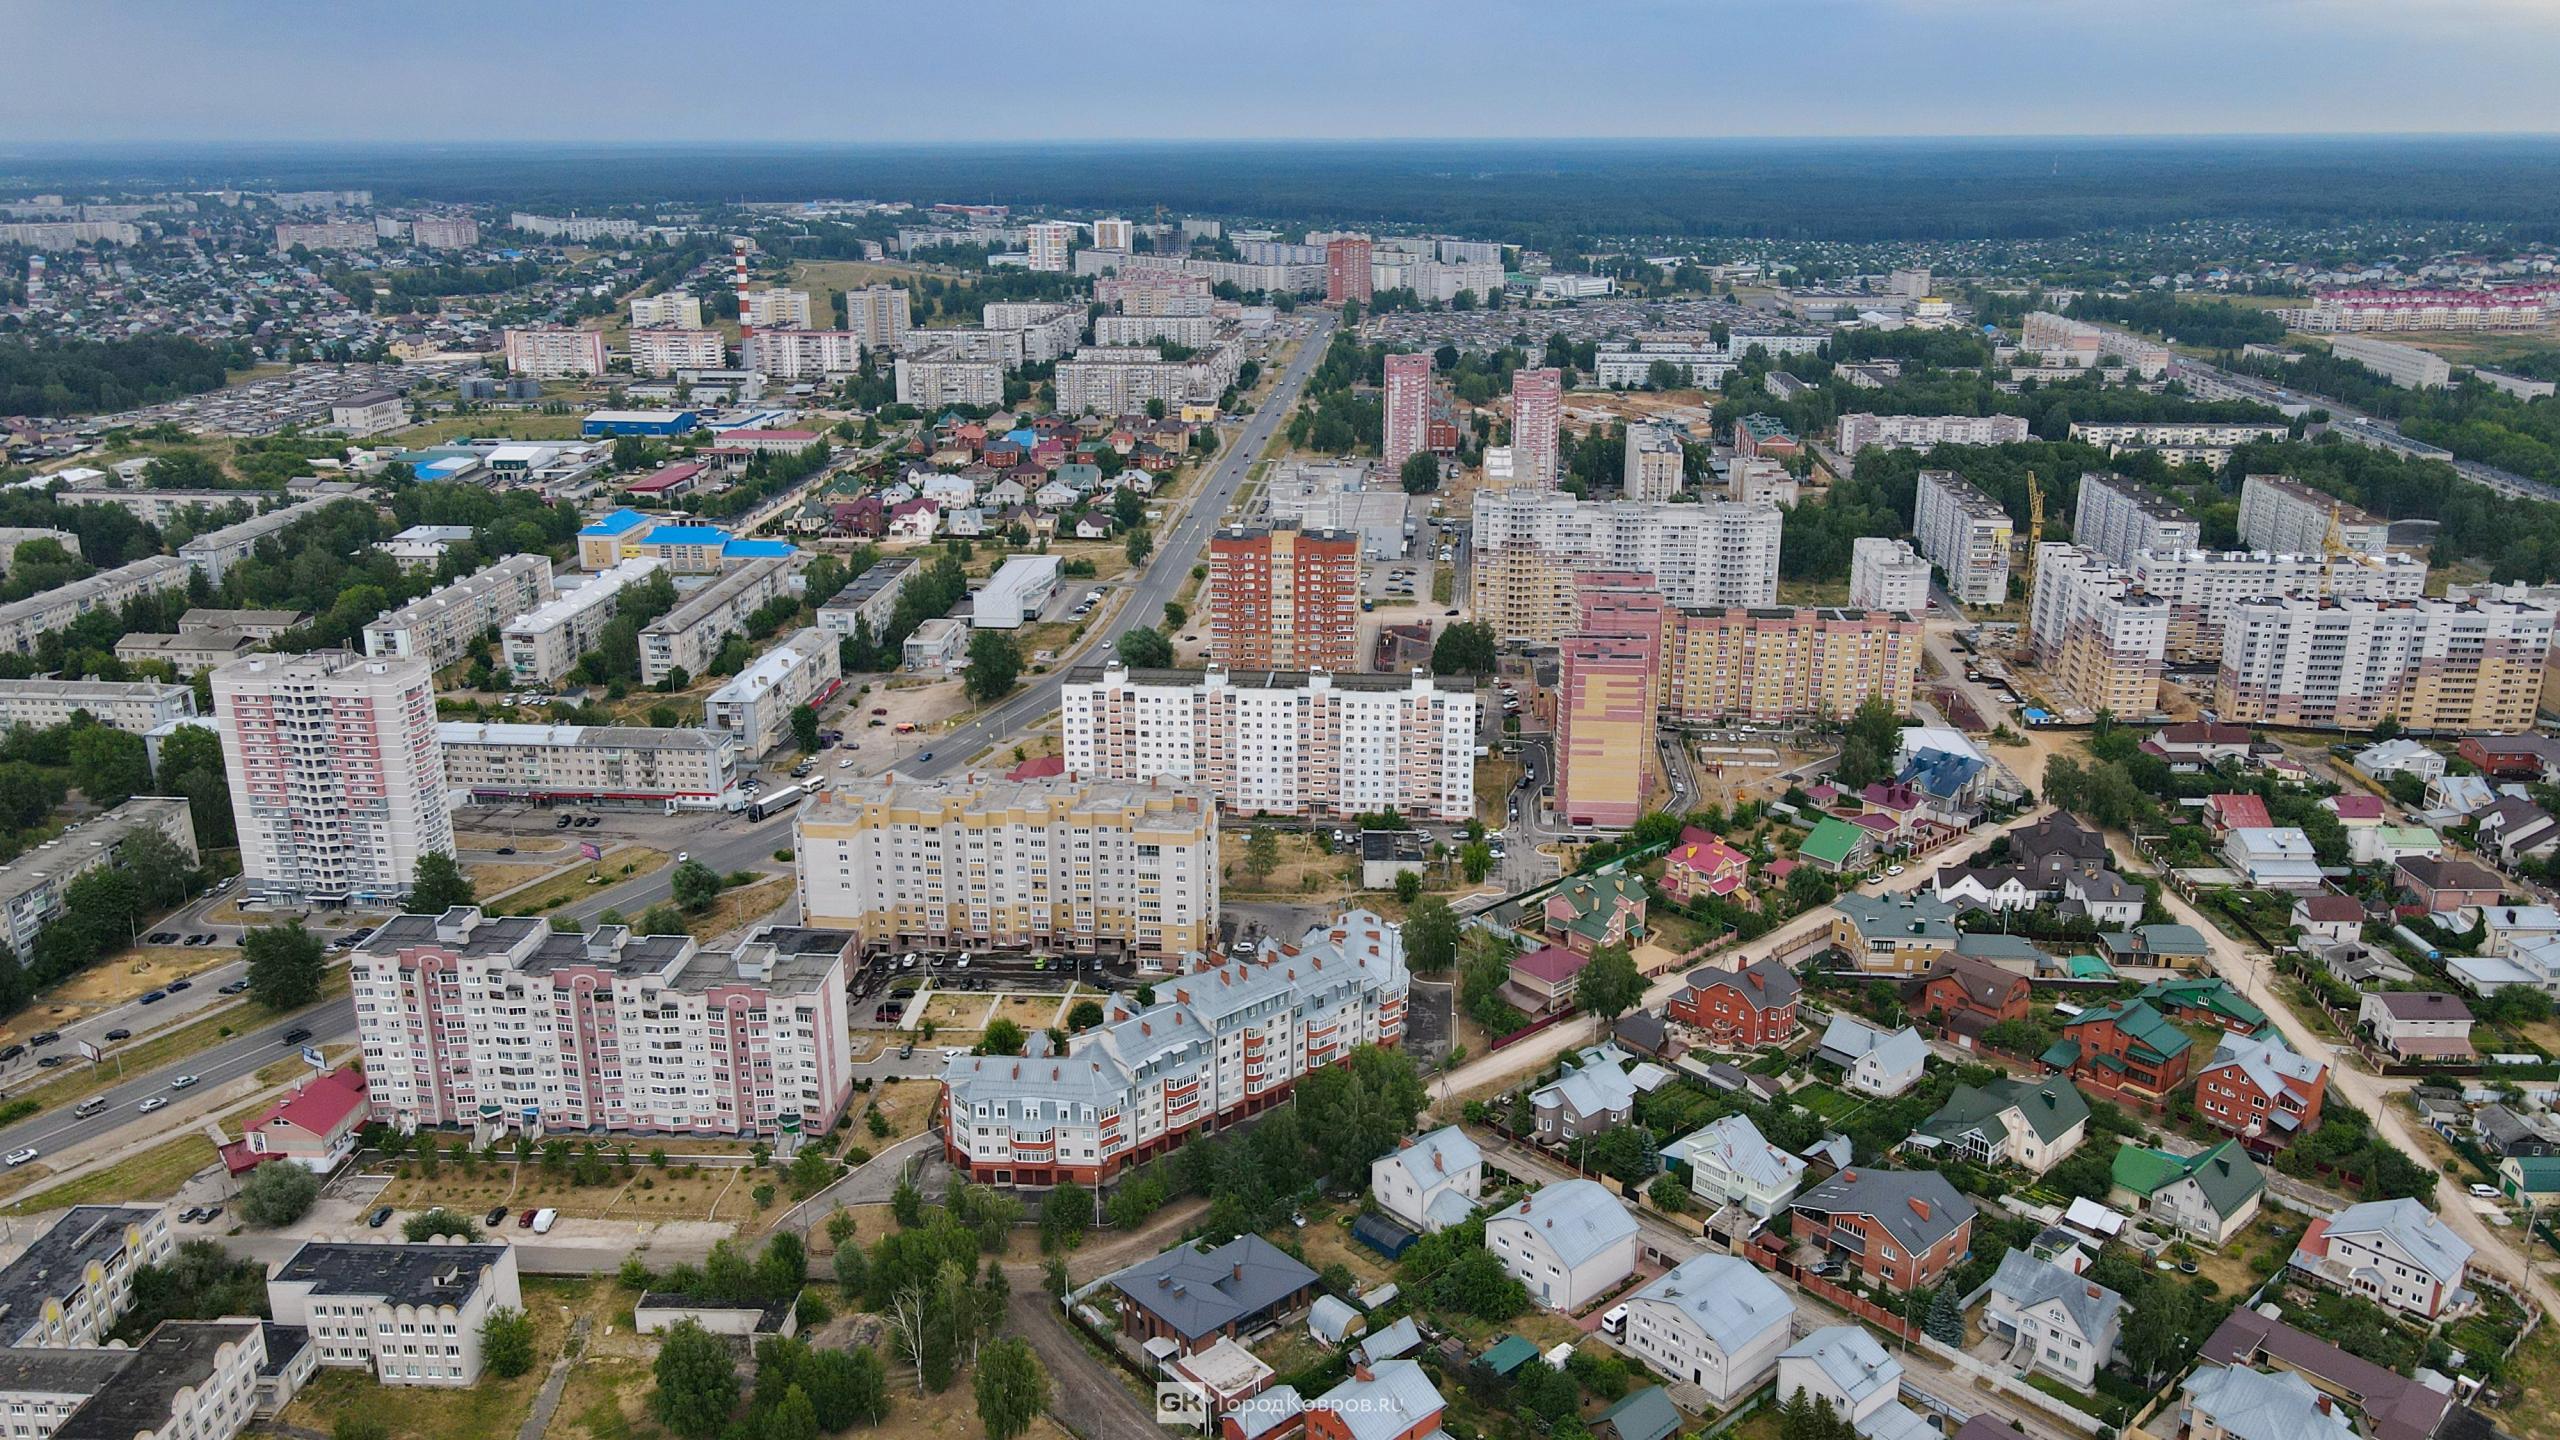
74, 1096, 107, 1118
531, 1208, 559, 1235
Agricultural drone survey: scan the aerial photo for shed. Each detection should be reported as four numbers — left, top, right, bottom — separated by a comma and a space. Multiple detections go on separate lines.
1600, 1387, 1684, 1440
1308, 1295, 1363, 1345
1351, 1212, 1420, 1260
1481, 1334, 1540, 1377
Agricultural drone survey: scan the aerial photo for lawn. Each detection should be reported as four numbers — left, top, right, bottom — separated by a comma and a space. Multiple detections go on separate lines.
491, 847, 670, 914
283, 1277, 611, 1440
30, 945, 239, 1027
387, 412, 592, 446
0, 1129, 216, 1214
1793, 1083, 1866, 1121
2501, 1307, 2560, 1440
858, 1077, 939, 1140
1221, 829, 1356, 902
375, 1155, 750, 1223
677, 875, 794, 941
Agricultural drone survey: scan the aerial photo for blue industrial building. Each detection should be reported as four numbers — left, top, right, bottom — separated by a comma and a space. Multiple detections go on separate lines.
582, 409, 700, 438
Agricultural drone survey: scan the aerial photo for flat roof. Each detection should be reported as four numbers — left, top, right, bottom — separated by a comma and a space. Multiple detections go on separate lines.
0, 1207, 164, 1338
274, 1241, 513, 1308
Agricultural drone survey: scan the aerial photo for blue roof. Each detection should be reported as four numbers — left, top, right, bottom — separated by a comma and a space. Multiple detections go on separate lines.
579, 508, 653, 538
1898, 748, 1986, 800
417, 457, 474, 479
642, 525, 731, 546
723, 539, 796, 559
1004, 428, 1038, 448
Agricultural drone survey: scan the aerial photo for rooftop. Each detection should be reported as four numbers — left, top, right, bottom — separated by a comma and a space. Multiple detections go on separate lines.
54, 1320, 263, 1440
1105, 1234, 1317, 1343
273, 1241, 514, 1308
0, 1206, 163, 1335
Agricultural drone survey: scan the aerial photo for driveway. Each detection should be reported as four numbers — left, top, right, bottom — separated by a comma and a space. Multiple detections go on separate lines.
1004, 1282, 1163, 1440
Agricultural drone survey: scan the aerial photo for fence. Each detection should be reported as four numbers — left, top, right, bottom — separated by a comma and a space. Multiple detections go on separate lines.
1739, 1238, 1916, 1341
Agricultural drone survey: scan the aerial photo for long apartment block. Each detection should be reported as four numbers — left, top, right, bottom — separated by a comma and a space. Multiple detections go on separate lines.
1836, 412, 2031, 454
938, 909, 1408, 1186
438, 722, 740, 810
2216, 596, 2558, 733
500, 558, 663, 685
0, 555, 191, 655
178, 498, 340, 585
0, 796, 198, 956
1656, 606, 1925, 725
795, 774, 1218, 963
0, 678, 195, 734
1060, 664, 1479, 821
351, 907, 857, 1139
2026, 544, 2171, 717
704, 628, 842, 756
2070, 422, 2290, 467
361, 553, 556, 671
2072, 472, 2201, 567
1469, 491, 1781, 641
2126, 547, 2427, 658
0, 1205, 174, 1348
1912, 470, 2013, 606
638, 557, 798, 685
2237, 474, 2389, 557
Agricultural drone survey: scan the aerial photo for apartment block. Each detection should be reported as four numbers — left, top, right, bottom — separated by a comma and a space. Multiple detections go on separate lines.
178, 499, 339, 585
360, 553, 555, 672
1326, 236, 1373, 305
1052, 345, 1237, 414
746, 329, 863, 380
1061, 664, 1479, 821
1096, 270, 1214, 317
1849, 538, 1932, 612
981, 302, 1084, 363
351, 907, 857, 1139
2020, 312, 2171, 378
0, 678, 195, 734
501, 328, 608, 378
704, 629, 843, 756
1658, 607, 1924, 725
628, 293, 704, 329
2070, 422, 2291, 468
1383, 352, 1432, 471
268, 1243, 522, 1387
638, 557, 800, 685
1594, 339, 1733, 390
2331, 335, 2453, 390
1623, 422, 1685, 500
845, 284, 913, 350
816, 556, 918, 640
1912, 470, 2013, 606
1025, 222, 1073, 272
1206, 525, 1360, 672
214, 651, 453, 907
628, 330, 727, 377
796, 774, 1218, 963
2293, 285, 2554, 333
2216, 597, 2558, 733
2026, 545, 2171, 717
893, 355, 1004, 408
1837, 412, 2032, 454
499, 558, 663, 685
0, 1205, 173, 1348
1510, 368, 1563, 489
2237, 474, 2389, 557
741, 288, 813, 328
938, 909, 1407, 1185
0, 555, 192, 656
2125, 547, 2428, 658
439, 723, 740, 810
2073, 472, 2201, 566
1557, 576, 1666, 830
1091, 314, 1222, 349
0, 796, 199, 956
274, 221, 375, 252
1469, 492, 1781, 640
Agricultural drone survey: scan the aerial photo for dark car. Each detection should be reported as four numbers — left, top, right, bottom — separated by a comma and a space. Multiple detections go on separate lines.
148, 932, 178, 945
281, 1027, 313, 1046
0, 1045, 20, 1062
218, 980, 247, 995
518, 1208, 539, 1229
28, 1032, 58, 1047
485, 1205, 511, 1227
139, 990, 167, 1005
104, 1028, 129, 1041
166, 980, 190, 993
556, 816, 573, 828
367, 1206, 394, 1228
918, 751, 933, 762
34, 1056, 60, 1068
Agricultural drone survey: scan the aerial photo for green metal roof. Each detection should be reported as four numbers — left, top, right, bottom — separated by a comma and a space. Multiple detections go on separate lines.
2112, 1138, 2263, 1213
1919, 1077, 2091, 1147
1798, 816, 1870, 868
2065, 954, 2115, 979
1481, 1335, 1539, 1375
1599, 1387, 1683, 1440
2068, 999, 2192, 1065
2140, 977, 2268, 1031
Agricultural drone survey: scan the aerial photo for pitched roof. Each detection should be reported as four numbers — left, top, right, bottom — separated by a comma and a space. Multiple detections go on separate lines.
1513, 944, 1591, 986
1106, 1234, 1318, 1342
1356, 1317, 1422, 1364
1919, 1077, 2091, 1148
2398, 855, 2503, 892
243, 1065, 368, 1140
2294, 893, 2365, 923
2310, 1197, 2473, 1285
1488, 1180, 1637, 1268
2183, 1365, 2342, 1440
1480, 1335, 1539, 1375
1986, 1249, 2124, 1339
1818, 1015, 1928, 1074
1630, 1254, 1792, 1356
2325, 794, 2387, 821
1600, 1388, 1684, 1440
1793, 1168, 1976, 1253
1310, 1359, 1443, 1440
1229, 1386, 1305, 1440
2114, 1138, 2264, 1214
1686, 957, 1801, 1012
1832, 891, 1959, 942
2202, 1032, 2327, 1110
1533, 1059, 1639, 1120
2068, 999, 2192, 1064
2209, 793, 2273, 829
1377, 1126, 1482, 1193
2364, 990, 2473, 1024
2199, 1309, 2450, 1440
1669, 1114, 1807, 1195
2141, 976, 2269, 1031
1799, 815, 1872, 867
1780, 1326, 1902, 1409
1923, 955, 2030, 1010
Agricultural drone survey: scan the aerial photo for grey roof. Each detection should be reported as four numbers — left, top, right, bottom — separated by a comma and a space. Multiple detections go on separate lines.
2320, 1198, 2474, 1286
1108, 1234, 1318, 1343
55, 1321, 262, 1440
0, 1207, 163, 1341
1986, 1249, 2124, 1340
1629, 1254, 1792, 1356
258, 1322, 309, 1378
2183, 1365, 2345, 1440
1489, 1179, 1637, 1269
1229, 1386, 1305, 1440
0, 1346, 133, 1396
1356, 1317, 1422, 1363
1310, 1359, 1445, 1440
1669, 1114, 1806, 1195
273, 1242, 515, 1308
1818, 1016, 1928, 1076
1600, 1387, 1684, 1440
1377, 1126, 1482, 1194
1793, 1168, 1976, 1254
1781, 1326, 1901, 1409
1686, 957, 1802, 1012
1533, 1059, 1639, 1120
1308, 1294, 1361, 1343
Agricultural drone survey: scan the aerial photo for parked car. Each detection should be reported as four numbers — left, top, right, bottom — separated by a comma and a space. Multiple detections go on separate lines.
167, 980, 191, 992
103, 1028, 129, 1041
496, 846, 516, 856
0, 1045, 21, 1062
531, 1209, 559, 1234
28, 1032, 58, 1047
139, 990, 167, 1005
367, 1206, 394, 1228
218, 981, 247, 996
486, 1205, 512, 1227
518, 1209, 539, 1229
2471, 1183, 2502, 1199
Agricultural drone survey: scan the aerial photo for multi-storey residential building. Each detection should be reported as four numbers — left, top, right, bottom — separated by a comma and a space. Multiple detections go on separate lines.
2073, 472, 2201, 566
268, 1243, 522, 1387
2070, 422, 2292, 468
360, 554, 555, 672
627, 330, 726, 376
1790, 1168, 1977, 1293
1912, 470, 2012, 606
0, 678, 195, 735
703, 629, 842, 756
439, 723, 740, 811
274, 221, 375, 251
896, 325, 1026, 365
1097, 270, 1215, 317
1618, 1254, 1795, 1405
2027, 545, 2170, 717
330, 389, 406, 438
2019, 311, 2171, 377
628, 293, 704, 329
2331, 335, 2453, 390
0, 527, 80, 574
2125, 546, 2427, 658
741, 288, 813, 328
498, 559, 662, 685
1510, 368, 1562, 489
745, 330, 863, 380
2289, 283, 2559, 333
1594, 338, 1734, 390
1657, 607, 1924, 724
892, 354, 1004, 408
2237, 474, 2389, 557
500, 328, 607, 378
939, 909, 1407, 1185
816, 556, 917, 641
796, 774, 1217, 963
0, 1205, 174, 1348
1089, 217, 1134, 252
1025, 221, 1072, 272
1848, 537, 1931, 612
1556, 574, 1666, 831
1325, 236, 1372, 305
1836, 413, 2031, 454
177, 500, 338, 585
1061, 664, 1479, 821
213, 651, 452, 907
351, 907, 856, 1138
24, 1320, 268, 1440
1622, 422, 1684, 500
0, 555, 193, 656
981, 303, 1084, 363
1092, 314, 1222, 349
1383, 352, 1431, 472
2288, 1198, 2473, 1319
1052, 345, 1237, 414
2217, 596, 2557, 732
1206, 525, 1360, 672
637, 557, 800, 685
0, 796, 198, 956
508, 212, 638, 241
2196, 1031, 2329, 1152
1469, 493, 1781, 640
845, 284, 913, 350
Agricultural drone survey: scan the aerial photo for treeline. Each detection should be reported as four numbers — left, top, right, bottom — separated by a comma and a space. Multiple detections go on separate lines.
2226, 436, 2560, 583
1286, 332, 1386, 454
323, 258, 547, 312
1708, 345, 2285, 444
841, 551, 968, 674
2245, 348, 2560, 490
0, 335, 250, 416
687, 442, 831, 522
2065, 291, 2286, 350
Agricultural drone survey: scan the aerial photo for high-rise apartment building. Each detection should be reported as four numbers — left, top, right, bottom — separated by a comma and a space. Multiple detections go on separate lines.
1061, 664, 1479, 821
1912, 470, 2014, 607
1657, 607, 1924, 724
627, 330, 727, 376
1623, 422, 1685, 501
2216, 597, 2557, 732
1383, 352, 1432, 471
350, 907, 856, 1139
2026, 545, 2171, 718
796, 775, 1218, 964
1090, 217, 1134, 252
893, 355, 1004, 408
1849, 538, 1933, 612
1207, 525, 1361, 672
741, 288, 813, 328
1025, 221, 1073, 272
500, 328, 607, 378
1469, 493, 1782, 640
628, 293, 703, 329
2125, 547, 2428, 658
981, 302, 1085, 363
745, 329, 863, 380
1326, 236, 1373, 305
214, 651, 453, 906
2073, 472, 2201, 567
1510, 368, 1563, 488
1837, 413, 2032, 454
1557, 575, 1665, 830
845, 284, 913, 350
2237, 474, 2389, 557
411, 216, 480, 249
1052, 345, 1238, 414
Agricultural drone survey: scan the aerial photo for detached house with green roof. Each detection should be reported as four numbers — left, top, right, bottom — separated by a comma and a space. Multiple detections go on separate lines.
2139, 977, 2268, 1036
1797, 815, 1876, 876
1544, 868, 1647, 957
2043, 999, 2193, 1106
1910, 1078, 2090, 1175
2110, 1139, 2265, 1245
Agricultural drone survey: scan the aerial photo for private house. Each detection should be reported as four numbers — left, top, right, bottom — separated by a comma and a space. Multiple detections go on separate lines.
2430, 774, 2496, 817
2043, 999, 2192, 1105
1667, 959, 1801, 1046
2145, 723, 2254, 770
2450, 938, 2560, 998
2109, 1139, 2265, 1245
2458, 734, 2560, 780
1370, 1127, 1483, 1235
2322, 793, 2387, 829
1483, 1180, 1639, 1311
1909, 1078, 2089, 1175
2196, 1032, 2329, 1151
2483, 905, 2560, 957
2479, 797, 2560, 867
2222, 827, 2323, 890
216, 1066, 369, 1176
2095, 923, 2211, 969
2356, 992, 2476, 1064
1106, 1235, 1320, 1357
2354, 739, 2446, 785
1797, 815, 1878, 875
1776, 1328, 1932, 1440
2397, 856, 2505, 913
2290, 1198, 2473, 1319
2060, 869, 2144, 926
2140, 977, 2268, 1036
1617, 1255, 1794, 1406
2012, 812, 2108, 882
1612, 1010, 1681, 1062
1531, 1057, 1660, 1144
2474, 1104, 2560, 1159
2498, 1155, 2560, 1205
1931, 865, 2044, 913
2198, 1309, 2454, 1440
1919, 955, 2033, 1028
2350, 823, 2442, 868
2291, 893, 2366, 946
1662, 829, 1751, 905
1507, 945, 1591, 1015
1303, 1360, 1446, 1440
1790, 1168, 1977, 1294
2204, 793, 2273, 835
1828, 892, 1960, 975
1664, 1113, 1807, 1217
1978, 1250, 2124, 1386
1816, 1016, 1928, 1098
2177, 1366, 2341, 1440
1544, 869, 1647, 956
1895, 748, 1990, 826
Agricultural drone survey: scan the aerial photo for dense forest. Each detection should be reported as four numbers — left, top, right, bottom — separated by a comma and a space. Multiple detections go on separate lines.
2064, 291, 2287, 350
0, 335, 250, 416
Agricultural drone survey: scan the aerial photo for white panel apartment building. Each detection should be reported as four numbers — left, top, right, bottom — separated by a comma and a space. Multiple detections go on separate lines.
638, 557, 800, 685
501, 328, 608, 378
1093, 314, 1222, 349
177, 499, 340, 585
438, 723, 740, 811
1053, 346, 1238, 415
351, 907, 857, 1139
629, 293, 704, 329
1469, 492, 1782, 640
747, 330, 864, 380
1061, 663, 1479, 821
0, 797, 199, 956
704, 628, 843, 756
796, 774, 1218, 963
741, 289, 813, 328
268, 1243, 523, 1388
213, 651, 453, 907
2027, 545, 2172, 717
0, 556, 192, 656
2126, 547, 2428, 658
937, 908, 1408, 1185
2073, 471, 2203, 566
845, 284, 912, 350
500, 559, 664, 685
893, 355, 1004, 408
1913, 470, 2014, 606
361, 554, 556, 671
2216, 596, 2558, 733
0, 678, 195, 734
0, 1205, 174, 1349
2237, 474, 2390, 557
982, 303, 1085, 363
1837, 413, 2032, 454
2020, 311, 2172, 378
628, 330, 727, 377
1623, 422, 1685, 501
1849, 538, 1932, 612
2070, 422, 2291, 467
2331, 335, 2454, 390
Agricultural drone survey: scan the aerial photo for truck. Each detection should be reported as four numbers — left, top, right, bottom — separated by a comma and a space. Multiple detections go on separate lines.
748, 783, 811, 821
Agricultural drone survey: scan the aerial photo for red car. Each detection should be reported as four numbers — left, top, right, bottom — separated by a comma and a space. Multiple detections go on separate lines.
518, 1208, 539, 1229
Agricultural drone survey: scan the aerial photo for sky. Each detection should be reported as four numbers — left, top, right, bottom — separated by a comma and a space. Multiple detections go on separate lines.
5, 0, 2558, 144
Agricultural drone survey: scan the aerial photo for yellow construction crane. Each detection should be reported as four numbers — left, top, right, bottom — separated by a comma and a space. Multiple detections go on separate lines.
2319, 499, 2348, 597
2020, 471, 2047, 651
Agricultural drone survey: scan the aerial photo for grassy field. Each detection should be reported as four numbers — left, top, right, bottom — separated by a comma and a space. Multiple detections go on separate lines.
1, 946, 238, 1044
377, 1155, 751, 1223
859, 1076, 939, 1140
492, 846, 670, 914
0, 1129, 217, 1214
388, 412, 592, 446
678, 875, 794, 942
1220, 829, 1356, 901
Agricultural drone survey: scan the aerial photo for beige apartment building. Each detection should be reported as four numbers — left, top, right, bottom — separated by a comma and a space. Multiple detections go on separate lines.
638, 557, 799, 685
2217, 596, 2557, 733
1656, 607, 1924, 725
438, 722, 740, 810
361, 554, 556, 671
2026, 544, 2171, 717
0, 678, 196, 734
796, 774, 1218, 963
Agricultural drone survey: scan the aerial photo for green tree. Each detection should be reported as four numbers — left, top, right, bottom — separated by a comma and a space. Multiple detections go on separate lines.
973, 1337, 1049, 1440
402, 1207, 481, 1242
1404, 896, 1460, 972
408, 852, 476, 914
1577, 944, 1644, 1021
1244, 829, 1282, 885
651, 1321, 739, 1440
789, 704, 821, 755
671, 859, 725, 913
1040, 1182, 1091, 1253
1431, 621, 1497, 676
1924, 1288, 1965, 1345
981, 1018, 1028, 1056
1124, 528, 1153, 565
480, 1307, 537, 1378
1394, 869, 1423, 903
763, 1387, 820, 1440
238, 1159, 321, 1226
640, 902, 689, 936
1399, 452, 1442, 494
964, 630, 1022, 702
1114, 628, 1172, 668
1831, 696, 1903, 791
1459, 841, 1495, 883
1065, 999, 1105, 1031
243, 922, 326, 1010
67, 725, 150, 807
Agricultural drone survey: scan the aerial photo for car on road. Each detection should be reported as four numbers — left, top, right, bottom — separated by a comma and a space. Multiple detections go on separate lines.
170, 1074, 199, 1089
367, 1206, 394, 1228
838, 758, 854, 768
871, 707, 887, 716
941, 1047, 967, 1058
167, 979, 190, 992
35, 1056, 61, 1069
556, 815, 573, 828
29, 1032, 57, 1047
281, 1028, 313, 1046
148, 931, 178, 944
138, 1097, 168, 1114
2471, 1183, 2502, 1199
1883, 864, 1906, 877
218, 981, 247, 995
139, 990, 166, 1005
0, 1045, 20, 1062
486, 1205, 512, 1226
496, 846, 516, 856
104, 1028, 129, 1041
897, 1041, 915, 1059
676, 851, 689, 863
5, 1149, 35, 1167
919, 751, 933, 762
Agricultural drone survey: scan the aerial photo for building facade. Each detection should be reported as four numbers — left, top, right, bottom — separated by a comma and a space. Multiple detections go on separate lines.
703, 629, 843, 756
2026, 544, 2171, 717
1848, 538, 1931, 612
2073, 472, 2201, 567
268, 1243, 523, 1388
1469, 492, 1782, 640
637, 557, 800, 685
1657, 606, 1924, 724
0, 678, 195, 735
0, 797, 198, 956
2217, 597, 2556, 732
1837, 413, 2031, 454
438, 723, 740, 811
1509, 368, 1562, 490
1383, 352, 1431, 472
1206, 525, 1360, 672
627, 330, 726, 376
361, 554, 556, 672
499, 559, 663, 685
1913, 470, 2012, 606
2236, 474, 2389, 557
500, 328, 607, 378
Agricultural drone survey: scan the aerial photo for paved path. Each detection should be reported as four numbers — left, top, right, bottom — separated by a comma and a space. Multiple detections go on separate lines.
518, 1316, 592, 1440
1003, 1283, 1162, 1440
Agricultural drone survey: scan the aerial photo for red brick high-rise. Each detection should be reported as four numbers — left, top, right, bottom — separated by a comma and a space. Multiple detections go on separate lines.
1326, 236, 1373, 306
1207, 524, 1362, 672
1383, 352, 1432, 471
